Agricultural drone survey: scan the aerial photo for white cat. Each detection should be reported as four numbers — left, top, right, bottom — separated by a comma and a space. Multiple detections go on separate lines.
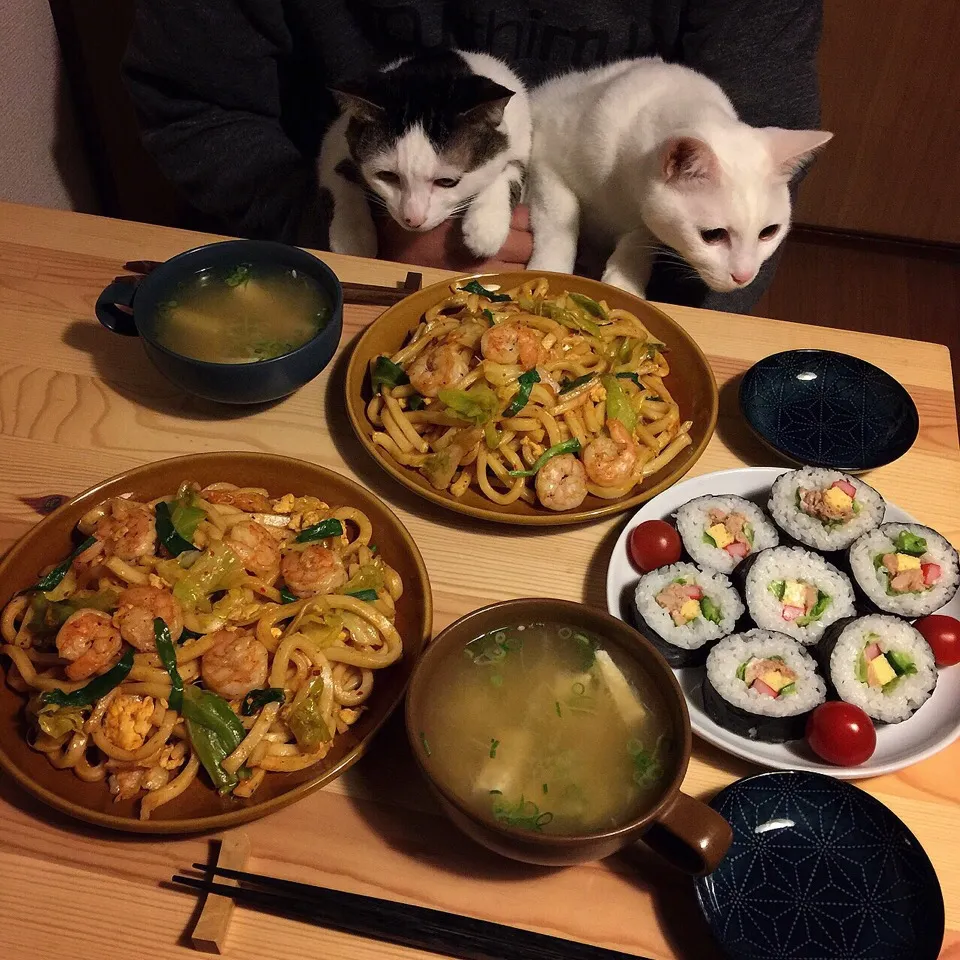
526, 58, 832, 296
318, 49, 531, 260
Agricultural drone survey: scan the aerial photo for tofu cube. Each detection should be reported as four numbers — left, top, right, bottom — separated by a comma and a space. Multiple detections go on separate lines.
706, 523, 733, 549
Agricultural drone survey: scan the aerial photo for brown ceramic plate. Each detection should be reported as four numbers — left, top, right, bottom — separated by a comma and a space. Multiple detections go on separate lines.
346, 271, 718, 525
0, 452, 432, 834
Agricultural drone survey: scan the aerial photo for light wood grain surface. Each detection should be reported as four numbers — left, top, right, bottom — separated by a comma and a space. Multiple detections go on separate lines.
1, 201, 958, 960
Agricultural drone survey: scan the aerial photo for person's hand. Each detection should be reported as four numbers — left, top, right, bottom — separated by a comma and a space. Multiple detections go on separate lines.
375, 205, 534, 272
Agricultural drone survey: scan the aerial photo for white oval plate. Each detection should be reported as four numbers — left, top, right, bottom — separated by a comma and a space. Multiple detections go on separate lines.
605, 467, 960, 779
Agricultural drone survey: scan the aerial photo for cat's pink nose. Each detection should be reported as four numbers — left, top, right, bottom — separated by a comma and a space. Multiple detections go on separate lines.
730, 271, 752, 285
404, 214, 427, 228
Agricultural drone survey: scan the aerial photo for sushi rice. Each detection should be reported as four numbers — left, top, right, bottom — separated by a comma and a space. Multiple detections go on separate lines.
675, 495, 779, 574
849, 523, 959, 618
704, 630, 826, 741
632, 562, 744, 666
768, 467, 884, 550
820, 614, 937, 723
744, 546, 856, 645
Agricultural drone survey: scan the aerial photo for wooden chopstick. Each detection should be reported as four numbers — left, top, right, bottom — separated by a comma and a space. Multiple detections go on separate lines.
120, 261, 422, 307
172, 865, 650, 960
341, 270, 423, 306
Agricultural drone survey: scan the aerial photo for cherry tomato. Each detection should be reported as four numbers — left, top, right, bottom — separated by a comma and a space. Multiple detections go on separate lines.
915, 614, 960, 667
628, 520, 682, 572
806, 702, 876, 767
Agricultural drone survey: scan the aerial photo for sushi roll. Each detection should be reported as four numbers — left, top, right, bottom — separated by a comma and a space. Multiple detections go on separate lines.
817, 614, 937, 723
675, 495, 779, 574
630, 562, 745, 667
849, 523, 959, 618
703, 630, 826, 742
768, 467, 884, 550
742, 546, 856, 645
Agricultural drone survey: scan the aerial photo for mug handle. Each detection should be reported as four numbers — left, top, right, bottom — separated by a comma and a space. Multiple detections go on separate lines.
95, 277, 140, 335
643, 790, 732, 876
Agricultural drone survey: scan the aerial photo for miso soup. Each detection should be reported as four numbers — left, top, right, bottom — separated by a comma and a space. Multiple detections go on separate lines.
154, 262, 331, 363
418, 622, 675, 835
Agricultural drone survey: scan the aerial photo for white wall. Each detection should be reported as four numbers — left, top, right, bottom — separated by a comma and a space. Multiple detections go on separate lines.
0, 1, 97, 211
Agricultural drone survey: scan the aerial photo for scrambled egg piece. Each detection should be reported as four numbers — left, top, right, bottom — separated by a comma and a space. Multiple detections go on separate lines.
521, 436, 545, 461
895, 553, 921, 571
679, 599, 701, 622
157, 741, 187, 771
104, 695, 155, 752
706, 522, 733, 549
589, 383, 607, 403
760, 669, 791, 693
823, 486, 853, 513
273, 494, 333, 532
867, 655, 897, 688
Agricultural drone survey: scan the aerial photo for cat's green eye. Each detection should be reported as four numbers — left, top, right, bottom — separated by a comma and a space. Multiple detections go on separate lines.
377, 170, 401, 185
434, 177, 461, 189
759, 224, 780, 240
699, 228, 729, 244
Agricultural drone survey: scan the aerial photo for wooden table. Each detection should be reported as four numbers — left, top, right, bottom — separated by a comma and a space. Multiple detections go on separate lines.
1, 200, 958, 960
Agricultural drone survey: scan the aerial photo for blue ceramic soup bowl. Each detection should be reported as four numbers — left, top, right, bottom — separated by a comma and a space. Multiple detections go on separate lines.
95, 240, 343, 404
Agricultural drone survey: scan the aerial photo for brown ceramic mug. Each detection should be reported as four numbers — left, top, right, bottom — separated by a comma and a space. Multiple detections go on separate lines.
405, 598, 732, 876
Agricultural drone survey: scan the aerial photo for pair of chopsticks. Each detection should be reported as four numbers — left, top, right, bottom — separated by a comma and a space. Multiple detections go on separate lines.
341, 270, 423, 305
120, 260, 422, 307
172, 865, 650, 960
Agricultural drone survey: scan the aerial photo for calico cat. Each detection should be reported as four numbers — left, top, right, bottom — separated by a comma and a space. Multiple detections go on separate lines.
319, 49, 530, 260
526, 58, 832, 296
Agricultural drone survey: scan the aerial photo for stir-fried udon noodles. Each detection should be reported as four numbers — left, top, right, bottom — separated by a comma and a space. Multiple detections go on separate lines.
0, 482, 403, 820
366, 277, 693, 511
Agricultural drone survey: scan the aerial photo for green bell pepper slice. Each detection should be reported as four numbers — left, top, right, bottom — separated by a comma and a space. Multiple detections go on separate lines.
503, 369, 540, 417
460, 279, 511, 302
40, 648, 135, 708
371, 356, 409, 393
296, 518, 344, 543
601, 374, 638, 433
33, 535, 96, 593
507, 438, 581, 477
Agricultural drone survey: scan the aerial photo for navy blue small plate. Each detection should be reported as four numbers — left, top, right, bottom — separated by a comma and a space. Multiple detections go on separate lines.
739, 350, 919, 472
695, 771, 944, 960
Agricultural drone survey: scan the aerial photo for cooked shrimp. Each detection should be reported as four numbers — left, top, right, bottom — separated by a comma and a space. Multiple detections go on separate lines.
480, 323, 543, 370
535, 454, 587, 511
407, 342, 471, 397
226, 520, 281, 582
281, 544, 347, 598
114, 586, 184, 651
200, 629, 269, 698
94, 498, 156, 561
583, 419, 640, 487
56, 609, 123, 681
203, 488, 273, 513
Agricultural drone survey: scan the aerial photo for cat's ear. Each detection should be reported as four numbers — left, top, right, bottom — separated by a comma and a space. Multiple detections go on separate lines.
762, 128, 833, 179
329, 85, 384, 123
457, 76, 516, 126
661, 137, 719, 187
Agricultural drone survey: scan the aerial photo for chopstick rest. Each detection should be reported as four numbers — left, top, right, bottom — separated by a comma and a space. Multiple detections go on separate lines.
189, 833, 251, 954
